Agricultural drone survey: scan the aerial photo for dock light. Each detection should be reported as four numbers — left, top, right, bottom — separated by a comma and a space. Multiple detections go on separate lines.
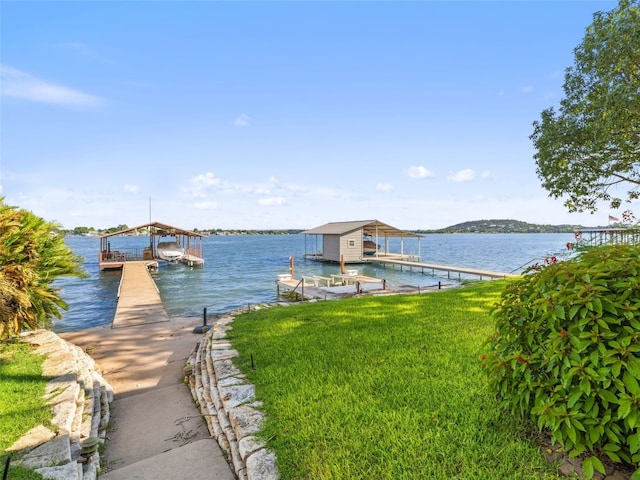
193, 307, 209, 334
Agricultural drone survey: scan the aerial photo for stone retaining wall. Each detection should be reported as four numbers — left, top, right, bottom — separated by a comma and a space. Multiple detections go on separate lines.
8, 330, 113, 480
186, 306, 280, 480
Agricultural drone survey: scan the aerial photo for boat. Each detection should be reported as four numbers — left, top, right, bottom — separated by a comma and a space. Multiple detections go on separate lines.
363, 239, 380, 256
156, 241, 186, 263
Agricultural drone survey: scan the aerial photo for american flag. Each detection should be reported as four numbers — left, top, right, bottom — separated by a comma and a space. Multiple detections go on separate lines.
609, 215, 619, 222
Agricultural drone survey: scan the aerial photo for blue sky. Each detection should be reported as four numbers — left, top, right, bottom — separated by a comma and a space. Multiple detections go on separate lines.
1, 0, 623, 230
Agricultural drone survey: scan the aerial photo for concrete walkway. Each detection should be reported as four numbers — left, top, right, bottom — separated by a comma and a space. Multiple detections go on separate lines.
59, 280, 235, 479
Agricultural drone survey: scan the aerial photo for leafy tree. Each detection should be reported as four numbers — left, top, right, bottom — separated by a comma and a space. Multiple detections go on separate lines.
531, 0, 640, 213
0, 198, 87, 339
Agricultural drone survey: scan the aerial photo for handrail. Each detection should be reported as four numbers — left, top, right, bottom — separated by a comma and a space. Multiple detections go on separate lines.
510, 257, 544, 274
291, 278, 304, 300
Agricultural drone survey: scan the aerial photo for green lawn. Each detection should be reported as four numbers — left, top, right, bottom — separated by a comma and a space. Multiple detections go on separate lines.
228, 281, 563, 479
0, 340, 50, 479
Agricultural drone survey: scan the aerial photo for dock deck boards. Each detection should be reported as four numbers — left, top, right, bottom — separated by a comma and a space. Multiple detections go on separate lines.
112, 261, 170, 328
367, 257, 515, 279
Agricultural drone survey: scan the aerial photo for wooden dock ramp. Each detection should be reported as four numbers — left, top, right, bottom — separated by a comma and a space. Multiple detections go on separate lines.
112, 261, 170, 328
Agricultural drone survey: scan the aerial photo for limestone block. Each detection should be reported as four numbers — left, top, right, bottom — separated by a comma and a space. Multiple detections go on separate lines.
214, 359, 243, 380
34, 462, 81, 480
20, 434, 71, 469
44, 373, 78, 400
216, 315, 236, 326
237, 468, 249, 480
229, 439, 245, 474
50, 396, 77, 434
238, 435, 266, 462
218, 376, 245, 388
212, 328, 230, 340
83, 460, 98, 480
246, 448, 279, 480
213, 348, 239, 361
220, 383, 255, 410
228, 406, 264, 439
6, 425, 56, 453
42, 350, 77, 378
212, 341, 233, 350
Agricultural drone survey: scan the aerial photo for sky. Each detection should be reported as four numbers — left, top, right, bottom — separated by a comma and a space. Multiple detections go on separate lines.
0, 0, 626, 231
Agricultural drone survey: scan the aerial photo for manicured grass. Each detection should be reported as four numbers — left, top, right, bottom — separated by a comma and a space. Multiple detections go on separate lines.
0, 340, 50, 480
229, 281, 562, 479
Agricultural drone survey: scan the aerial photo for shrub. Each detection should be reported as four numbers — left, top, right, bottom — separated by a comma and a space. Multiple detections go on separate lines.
0, 198, 86, 339
482, 244, 640, 477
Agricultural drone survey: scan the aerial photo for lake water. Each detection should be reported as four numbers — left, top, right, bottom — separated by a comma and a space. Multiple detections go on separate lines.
52, 233, 575, 333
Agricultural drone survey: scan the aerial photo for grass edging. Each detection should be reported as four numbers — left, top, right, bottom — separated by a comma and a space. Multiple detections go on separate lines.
0, 340, 50, 479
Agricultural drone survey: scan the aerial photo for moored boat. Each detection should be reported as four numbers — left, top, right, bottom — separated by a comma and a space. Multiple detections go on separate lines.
156, 241, 185, 262
363, 239, 380, 256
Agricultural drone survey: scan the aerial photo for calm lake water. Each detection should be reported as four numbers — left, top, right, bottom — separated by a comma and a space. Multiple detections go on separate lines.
52, 233, 575, 333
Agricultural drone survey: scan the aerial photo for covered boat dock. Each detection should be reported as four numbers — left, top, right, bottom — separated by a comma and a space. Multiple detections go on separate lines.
302, 219, 422, 264
99, 221, 205, 270
301, 219, 512, 280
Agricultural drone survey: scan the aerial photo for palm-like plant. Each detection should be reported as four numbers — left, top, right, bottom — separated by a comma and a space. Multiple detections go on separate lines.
0, 198, 86, 339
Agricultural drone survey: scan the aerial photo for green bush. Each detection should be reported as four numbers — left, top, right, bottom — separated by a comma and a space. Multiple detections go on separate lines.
482, 245, 640, 478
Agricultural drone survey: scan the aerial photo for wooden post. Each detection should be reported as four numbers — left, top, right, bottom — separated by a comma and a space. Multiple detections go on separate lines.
289, 256, 294, 277
341, 255, 345, 274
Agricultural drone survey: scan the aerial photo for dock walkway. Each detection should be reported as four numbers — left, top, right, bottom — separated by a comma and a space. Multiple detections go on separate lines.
112, 261, 169, 328
368, 257, 515, 280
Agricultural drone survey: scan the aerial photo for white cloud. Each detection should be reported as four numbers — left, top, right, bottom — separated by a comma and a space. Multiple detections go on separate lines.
521, 85, 533, 94
480, 170, 491, 179
0, 64, 104, 108
183, 172, 221, 198
193, 200, 221, 209
447, 169, 475, 182
51, 42, 115, 64
406, 166, 435, 179
234, 114, 250, 126
255, 176, 280, 195
53, 42, 93, 56
123, 184, 140, 193
259, 197, 286, 206
376, 183, 393, 192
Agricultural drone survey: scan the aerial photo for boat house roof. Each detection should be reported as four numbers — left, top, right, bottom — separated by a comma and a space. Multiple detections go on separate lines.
99, 221, 205, 239
302, 220, 421, 238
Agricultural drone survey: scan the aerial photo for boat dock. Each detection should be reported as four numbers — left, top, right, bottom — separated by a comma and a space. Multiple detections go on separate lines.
112, 261, 170, 328
366, 256, 515, 280
182, 252, 205, 267
98, 221, 205, 270
277, 273, 385, 301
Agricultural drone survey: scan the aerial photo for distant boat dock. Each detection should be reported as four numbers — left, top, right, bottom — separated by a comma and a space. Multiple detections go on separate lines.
300, 219, 514, 282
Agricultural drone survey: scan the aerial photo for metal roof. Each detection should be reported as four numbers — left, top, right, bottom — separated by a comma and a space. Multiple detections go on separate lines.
302, 220, 421, 238
99, 221, 205, 239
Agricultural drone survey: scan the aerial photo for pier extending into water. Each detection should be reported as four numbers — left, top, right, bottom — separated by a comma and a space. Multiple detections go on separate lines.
366, 256, 515, 280
112, 261, 169, 328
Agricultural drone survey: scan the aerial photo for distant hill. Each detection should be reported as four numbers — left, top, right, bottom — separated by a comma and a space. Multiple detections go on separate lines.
415, 219, 598, 234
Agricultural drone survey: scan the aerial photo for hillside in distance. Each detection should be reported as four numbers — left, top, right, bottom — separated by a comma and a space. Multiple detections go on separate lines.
416, 219, 599, 234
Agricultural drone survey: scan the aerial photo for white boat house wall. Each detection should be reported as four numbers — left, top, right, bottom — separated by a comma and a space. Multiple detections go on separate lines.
302, 220, 422, 264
